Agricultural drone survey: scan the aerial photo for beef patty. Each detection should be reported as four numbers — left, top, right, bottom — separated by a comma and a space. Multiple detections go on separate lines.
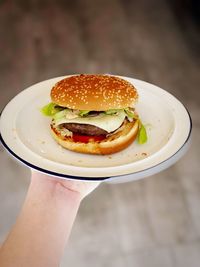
62, 123, 108, 136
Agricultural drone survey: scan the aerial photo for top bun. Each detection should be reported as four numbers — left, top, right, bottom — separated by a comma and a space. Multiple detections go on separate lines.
51, 74, 138, 111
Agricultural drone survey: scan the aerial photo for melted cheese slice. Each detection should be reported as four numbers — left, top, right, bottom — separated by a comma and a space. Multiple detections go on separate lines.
54, 111, 126, 133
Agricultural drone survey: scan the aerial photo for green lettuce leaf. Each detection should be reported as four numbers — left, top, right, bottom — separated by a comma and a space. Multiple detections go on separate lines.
137, 123, 147, 144
104, 109, 120, 115
124, 108, 138, 119
79, 110, 90, 117
41, 102, 63, 116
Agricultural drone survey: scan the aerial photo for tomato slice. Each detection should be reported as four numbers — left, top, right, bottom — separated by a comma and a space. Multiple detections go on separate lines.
73, 134, 106, 143
92, 135, 106, 142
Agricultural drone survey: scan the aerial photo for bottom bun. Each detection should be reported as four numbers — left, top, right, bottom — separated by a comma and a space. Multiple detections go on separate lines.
50, 120, 139, 155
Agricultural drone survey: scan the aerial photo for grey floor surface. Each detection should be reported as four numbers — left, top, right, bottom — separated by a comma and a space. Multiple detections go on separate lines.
0, 0, 200, 266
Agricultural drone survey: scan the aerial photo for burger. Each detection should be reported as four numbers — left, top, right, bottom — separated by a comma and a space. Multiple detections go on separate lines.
41, 74, 147, 155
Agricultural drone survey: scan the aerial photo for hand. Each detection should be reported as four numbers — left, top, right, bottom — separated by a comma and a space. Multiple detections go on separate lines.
31, 170, 100, 201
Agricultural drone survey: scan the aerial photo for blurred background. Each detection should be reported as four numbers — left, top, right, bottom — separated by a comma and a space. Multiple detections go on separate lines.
0, 0, 200, 266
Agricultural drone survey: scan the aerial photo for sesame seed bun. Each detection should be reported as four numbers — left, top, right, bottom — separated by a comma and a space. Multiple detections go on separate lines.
51, 74, 138, 111
50, 119, 139, 155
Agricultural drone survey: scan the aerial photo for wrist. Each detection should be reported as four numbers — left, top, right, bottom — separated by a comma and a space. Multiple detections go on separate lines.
30, 172, 82, 205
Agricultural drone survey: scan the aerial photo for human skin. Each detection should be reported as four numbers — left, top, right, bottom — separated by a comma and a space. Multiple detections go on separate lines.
0, 171, 100, 267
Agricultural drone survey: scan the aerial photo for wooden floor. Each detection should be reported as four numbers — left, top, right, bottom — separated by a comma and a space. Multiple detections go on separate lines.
0, 0, 200, 266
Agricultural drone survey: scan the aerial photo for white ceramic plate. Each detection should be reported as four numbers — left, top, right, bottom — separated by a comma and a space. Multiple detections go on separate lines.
0, 75, 192, 183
